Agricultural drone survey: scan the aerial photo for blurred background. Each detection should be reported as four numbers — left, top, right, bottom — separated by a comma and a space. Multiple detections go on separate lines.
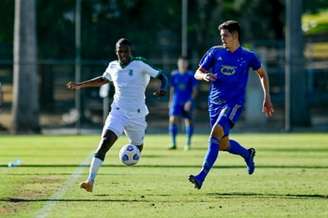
0, 0, 327, 134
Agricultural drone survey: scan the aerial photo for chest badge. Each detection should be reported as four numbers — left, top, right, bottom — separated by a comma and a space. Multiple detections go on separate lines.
128, 69, 133, 76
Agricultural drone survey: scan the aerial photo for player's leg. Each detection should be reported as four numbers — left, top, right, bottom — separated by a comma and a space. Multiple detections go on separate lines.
221, 104, 256, 174
168, 115, 179, 149
81, 110, 125, 192
228, 139, 256, 174
169, 104, 183, 149
189, 108, 224, 189
184, 118, 193, 150
182, 104, 194, 150
124, 114, 147, 156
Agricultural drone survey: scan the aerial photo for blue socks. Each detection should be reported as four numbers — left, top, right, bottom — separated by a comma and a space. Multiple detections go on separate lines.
169, 123, 178, 146
196, 137, 220, 181
185, 125, 193, 146
228, 139, 249, 159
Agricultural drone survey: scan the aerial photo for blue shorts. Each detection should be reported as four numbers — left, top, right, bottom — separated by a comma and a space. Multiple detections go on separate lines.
169, 103, 193, 119
209, 103, 243, 136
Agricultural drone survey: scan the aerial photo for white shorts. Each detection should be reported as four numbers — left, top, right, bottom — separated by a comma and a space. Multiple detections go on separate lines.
102, 108, 147, 145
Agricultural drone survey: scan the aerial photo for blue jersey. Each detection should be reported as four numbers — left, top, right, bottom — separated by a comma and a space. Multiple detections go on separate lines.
199, 46, 261, 111
170, 70, 198, 105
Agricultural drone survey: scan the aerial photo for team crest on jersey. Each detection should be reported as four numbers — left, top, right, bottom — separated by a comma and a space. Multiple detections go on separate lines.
178, 84, 186, 90
221, 65, 236, 76
128, 69, 133, 76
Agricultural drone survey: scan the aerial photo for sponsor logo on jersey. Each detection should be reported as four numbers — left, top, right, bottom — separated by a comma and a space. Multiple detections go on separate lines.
220, 65, 236, 76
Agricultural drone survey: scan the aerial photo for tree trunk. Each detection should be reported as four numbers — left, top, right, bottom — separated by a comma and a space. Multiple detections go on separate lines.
12, 0, 40, 133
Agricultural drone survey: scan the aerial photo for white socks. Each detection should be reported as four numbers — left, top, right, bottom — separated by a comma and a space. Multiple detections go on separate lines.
87, 157, 103, 183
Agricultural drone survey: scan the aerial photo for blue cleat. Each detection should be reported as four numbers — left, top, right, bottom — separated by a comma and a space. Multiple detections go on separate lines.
188, 175, 203, 189
245, 148, 256, 175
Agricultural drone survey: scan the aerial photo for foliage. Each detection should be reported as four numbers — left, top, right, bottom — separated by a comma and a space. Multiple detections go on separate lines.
302, 9, 328, 35
0, 0, 326, 60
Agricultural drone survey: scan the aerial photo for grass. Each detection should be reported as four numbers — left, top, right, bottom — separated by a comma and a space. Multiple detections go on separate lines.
0, 133, 328, 218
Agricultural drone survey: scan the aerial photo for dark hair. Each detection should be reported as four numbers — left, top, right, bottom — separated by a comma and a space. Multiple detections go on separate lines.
116, 38, 132, 48
218, 20, 241, 41
178, 56, 188, 61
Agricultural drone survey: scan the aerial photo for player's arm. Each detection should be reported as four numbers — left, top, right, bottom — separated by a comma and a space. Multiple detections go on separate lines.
256, 67, 274, 117
168, 86, 174, 106
66, 76, 108, 90
194, 67, 217, 82
184, 85, 198, 112
153, 72, 168, 97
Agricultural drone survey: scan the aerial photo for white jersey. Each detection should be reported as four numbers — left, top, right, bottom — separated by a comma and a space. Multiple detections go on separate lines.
102, 58, 160, 116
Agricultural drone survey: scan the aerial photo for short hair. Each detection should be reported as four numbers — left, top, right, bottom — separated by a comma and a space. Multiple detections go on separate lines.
218, 20, 241, 41
178, 56, 188, 61
116, 38, 132, 48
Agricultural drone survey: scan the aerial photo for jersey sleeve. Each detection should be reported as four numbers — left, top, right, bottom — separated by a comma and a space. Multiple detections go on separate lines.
249, 52, 261, 71
170, 71, 176, 88
102, 62, 113, 81
142, 61, 160, 78
198, 47, 216, 71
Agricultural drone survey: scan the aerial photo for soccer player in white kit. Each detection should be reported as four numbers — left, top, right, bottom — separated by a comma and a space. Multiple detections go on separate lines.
66, 38, 168, 192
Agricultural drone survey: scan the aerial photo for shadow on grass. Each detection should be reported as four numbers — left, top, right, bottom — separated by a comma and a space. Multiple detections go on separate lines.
2, 192, 327, 203
175, 147, 328, 152
1, 197, 152, 203
207, 192, 328, 200
1, 164, 328, 169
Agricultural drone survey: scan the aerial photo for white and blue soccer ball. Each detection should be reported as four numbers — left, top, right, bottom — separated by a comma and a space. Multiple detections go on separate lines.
119, 144, 141, 166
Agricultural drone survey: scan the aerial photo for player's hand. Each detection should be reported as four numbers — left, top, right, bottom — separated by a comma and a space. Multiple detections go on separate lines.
184, 100, 192, 112
66, 81, 80, 90
263, 96, 274, 117
153, 89, 167, 97
203, 73, 217, 82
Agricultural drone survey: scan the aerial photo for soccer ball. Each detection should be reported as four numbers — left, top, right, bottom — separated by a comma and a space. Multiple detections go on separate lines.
119, 144, 141, 166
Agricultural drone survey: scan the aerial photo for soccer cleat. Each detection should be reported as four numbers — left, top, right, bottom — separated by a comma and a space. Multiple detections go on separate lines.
188, 175, 203, 190
168, 145, 177, 150
80, 180, 94, 192
245, 148, 256, 175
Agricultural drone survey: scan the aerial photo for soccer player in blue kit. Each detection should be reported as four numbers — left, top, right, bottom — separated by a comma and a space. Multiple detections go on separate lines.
168, 56, 198, 150
189, 20, 274, 189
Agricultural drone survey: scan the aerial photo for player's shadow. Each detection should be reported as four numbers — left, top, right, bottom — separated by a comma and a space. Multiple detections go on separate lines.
2, 164, 328, 169
187, 147, 328, 152
1, 197, 152, 203
258, 148, 328, 153
207, 192, 328, 200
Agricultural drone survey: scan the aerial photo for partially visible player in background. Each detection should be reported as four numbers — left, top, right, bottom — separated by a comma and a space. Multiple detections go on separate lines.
66, 38, 167, 192
168, 56, 198, 150
0, 82, 3, 110
189, 20, 274, 189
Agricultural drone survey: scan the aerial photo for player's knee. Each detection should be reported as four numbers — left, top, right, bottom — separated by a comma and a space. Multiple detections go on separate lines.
219, 136, 230, 151
210, 124, 224, 139
184, 118, 192, 126
169, 116, 178, 124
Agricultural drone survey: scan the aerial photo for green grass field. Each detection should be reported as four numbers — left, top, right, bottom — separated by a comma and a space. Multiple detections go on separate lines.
1, 133, 328, 218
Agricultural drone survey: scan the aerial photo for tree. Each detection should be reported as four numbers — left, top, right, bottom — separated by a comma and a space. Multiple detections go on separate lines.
12, 0, 40, 133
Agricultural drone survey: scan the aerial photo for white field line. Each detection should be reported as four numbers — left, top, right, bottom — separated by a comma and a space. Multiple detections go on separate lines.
35, 155, 91, 218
